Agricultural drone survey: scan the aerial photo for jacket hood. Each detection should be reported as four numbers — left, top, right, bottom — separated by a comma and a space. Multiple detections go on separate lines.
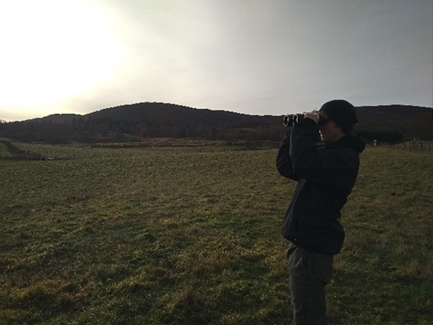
328, 135, 366, 153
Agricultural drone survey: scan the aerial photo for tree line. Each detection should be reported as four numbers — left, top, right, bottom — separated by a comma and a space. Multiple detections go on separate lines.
0, 117, 404, 145
0, 117, 285, 144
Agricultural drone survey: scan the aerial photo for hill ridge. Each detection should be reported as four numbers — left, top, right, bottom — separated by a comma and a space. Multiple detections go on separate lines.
0, 102, 432, 143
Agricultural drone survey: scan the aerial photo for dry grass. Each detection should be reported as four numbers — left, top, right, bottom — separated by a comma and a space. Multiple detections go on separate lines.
0, 142, 432, 324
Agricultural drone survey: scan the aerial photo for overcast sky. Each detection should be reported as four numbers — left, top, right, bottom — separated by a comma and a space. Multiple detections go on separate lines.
0, 0, 432, 121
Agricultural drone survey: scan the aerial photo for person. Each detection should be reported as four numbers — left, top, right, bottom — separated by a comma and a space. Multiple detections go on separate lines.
276, 99, 365, 325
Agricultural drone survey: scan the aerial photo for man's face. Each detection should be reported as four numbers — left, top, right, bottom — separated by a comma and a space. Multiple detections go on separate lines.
318, 111, 344, 143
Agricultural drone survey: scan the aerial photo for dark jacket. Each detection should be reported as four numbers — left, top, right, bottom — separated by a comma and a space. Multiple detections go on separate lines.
276, 118, 365, 254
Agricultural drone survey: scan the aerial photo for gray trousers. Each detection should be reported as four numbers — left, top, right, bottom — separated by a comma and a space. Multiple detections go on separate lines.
287, 244, 334, 325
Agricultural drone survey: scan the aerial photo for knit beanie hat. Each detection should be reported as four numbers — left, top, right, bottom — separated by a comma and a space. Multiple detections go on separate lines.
319, 99, 358, 134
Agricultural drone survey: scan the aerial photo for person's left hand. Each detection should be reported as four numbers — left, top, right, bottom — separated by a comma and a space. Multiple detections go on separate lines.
303, 111, 320, 124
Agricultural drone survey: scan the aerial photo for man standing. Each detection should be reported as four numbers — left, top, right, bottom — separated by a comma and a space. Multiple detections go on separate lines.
276, 99, 365, 325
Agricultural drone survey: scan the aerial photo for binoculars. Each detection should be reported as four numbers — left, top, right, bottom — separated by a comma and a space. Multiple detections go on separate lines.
283, 113, 328, 127
283, 114, 304, 127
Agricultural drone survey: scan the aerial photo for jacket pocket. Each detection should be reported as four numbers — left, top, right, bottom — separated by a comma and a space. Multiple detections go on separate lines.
304, 250, 334, 285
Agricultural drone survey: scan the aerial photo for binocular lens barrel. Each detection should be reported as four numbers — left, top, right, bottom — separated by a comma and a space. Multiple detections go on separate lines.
283, 114, 304, 127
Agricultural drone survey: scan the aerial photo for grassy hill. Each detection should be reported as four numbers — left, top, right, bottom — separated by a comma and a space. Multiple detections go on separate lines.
0, 102, 431, 143
356, 105, 433, 141
29, 113, 82, 124
87, 102, 278, 126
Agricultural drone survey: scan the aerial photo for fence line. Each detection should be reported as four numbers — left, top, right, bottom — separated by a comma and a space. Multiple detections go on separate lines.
373, 140, 432, 151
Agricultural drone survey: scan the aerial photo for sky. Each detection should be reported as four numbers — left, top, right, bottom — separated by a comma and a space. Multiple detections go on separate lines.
0, 0, 432, 121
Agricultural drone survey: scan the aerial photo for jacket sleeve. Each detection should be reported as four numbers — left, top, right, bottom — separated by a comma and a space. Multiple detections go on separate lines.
289, 118, 356, 188
276, 132, 300, 181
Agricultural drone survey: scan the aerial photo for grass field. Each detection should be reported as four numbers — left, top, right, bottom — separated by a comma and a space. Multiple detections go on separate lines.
1, 141, 432, 325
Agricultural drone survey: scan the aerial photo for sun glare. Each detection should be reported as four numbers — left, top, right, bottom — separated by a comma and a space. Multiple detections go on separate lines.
0, 0, 122, 115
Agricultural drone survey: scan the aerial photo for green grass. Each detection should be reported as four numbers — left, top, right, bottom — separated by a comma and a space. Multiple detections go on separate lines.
0, 142, 432, 324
